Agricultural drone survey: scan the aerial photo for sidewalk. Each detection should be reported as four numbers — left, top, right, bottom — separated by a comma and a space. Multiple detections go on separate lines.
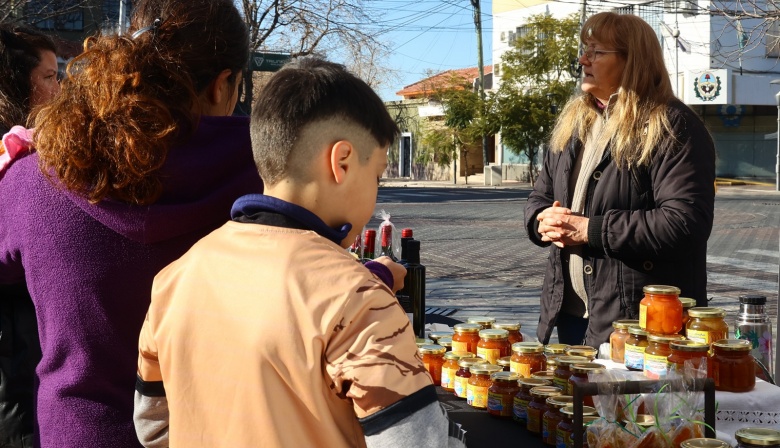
383, 173, 530, 189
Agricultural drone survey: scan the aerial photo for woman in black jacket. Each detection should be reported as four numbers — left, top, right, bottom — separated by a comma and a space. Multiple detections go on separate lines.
524, 12, 716, 347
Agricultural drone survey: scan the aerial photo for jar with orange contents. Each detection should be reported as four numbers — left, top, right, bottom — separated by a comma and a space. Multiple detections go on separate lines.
553, 356, 589, 394
543, 395, 573, 446
419, 345, 447, 385
497, 356, 511, 372
668, 340, 709, 373
527, 386, 562, 435
454, 357, 483, 398
467, 316, 495, 329
477, 329, 511, 364
452, 323, 481, 355
467, 363, 502, 409
610, 319, 639, 363
644, 334, 685, 379
544, 344, 569, 371
441, 351, 470, 392
487, 371, 520, 418
514, 378, 551, 425
687, 307, 729, 345
511, 342, 545, 378
565, 345, 598, 361
493, 321, 524, 344
710, 339, 755, 392
639, 285, 683, 335
679, 298, 697, 336
568, 363, 606, 407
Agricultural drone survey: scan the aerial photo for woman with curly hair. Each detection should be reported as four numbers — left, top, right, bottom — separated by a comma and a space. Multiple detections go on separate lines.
0, 0, 263, 446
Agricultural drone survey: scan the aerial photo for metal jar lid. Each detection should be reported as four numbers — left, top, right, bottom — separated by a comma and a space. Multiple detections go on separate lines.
416, 338, 433, 347
493, 321, 522, 331
428, 330, 454, 342
643, 285, 681, 295
647, 333, 687, 344
735, 427, 780, 445
680, 439, 732, 448
555, 356, 590, 368
444, 351, 472, 361
518, 377, 552, 388
532, 371, 557, 381
479, 329, 509, 340
438, 337, 452, 347
529, 385, 563, 399
570, 363, 607, 374
566, 345, 598, 358
418, 345, 446, 355
613, 319, 639, 330
453, 323, 481, 334
712, 339, 752, 352
457, 357, 486, 368
561, 405, 598, 417
469, 363, 503, 376
467, 316, 496, 327
627, 414, 656, 429
512, 341, 544, 354
497, 356, 512, 368
627, 325, 648, 336
491, 371, 519, 383
544, 343, 570, 355
739, 294, 767, 305
680, 297, 697, 309
688, 307, 727, 318
547, 395, 574, 409
670, 340, 710, 352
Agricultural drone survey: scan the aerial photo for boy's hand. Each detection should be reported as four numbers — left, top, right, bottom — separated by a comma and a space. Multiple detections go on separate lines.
372, 256, 407, 293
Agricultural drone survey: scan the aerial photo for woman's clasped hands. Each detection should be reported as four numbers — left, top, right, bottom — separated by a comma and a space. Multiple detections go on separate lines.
536, 200, 590, 248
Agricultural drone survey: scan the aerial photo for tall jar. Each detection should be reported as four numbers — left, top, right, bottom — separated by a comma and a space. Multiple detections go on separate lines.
419, 345, 447, 385
487, 371, 520, 419
543, 395, 573, 446
544, 344, 569, 370
477, 329, 511, 364
558, 405, 598, 448
735, 427, 780, 447
680, 297, 697, 336
467, 316, 495, 329
644, 334, 686, 379
527, 386, 562, 435
493, 321, 524, 344
510, 342, 545, 378
565, 345, 598, 361
639, 285, 683, 335
710, 339, 755, 392
553, 356, 589, 394
452, 323, 481, 355
467, 363, 502, 409
441, 351, 471, 392
568, 362, 606, 407
687, 307, 729, 344
454, 357, 483, 399
610, 319, 639, 363
513, 378, 551, 425
625, 325, 649, 371
668, 340, 710, 373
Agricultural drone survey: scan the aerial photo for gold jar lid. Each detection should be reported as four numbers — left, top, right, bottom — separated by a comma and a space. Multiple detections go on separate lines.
566, 345, 598, 358
555, 356, 590, 368
418, 345, 446, 355
428, 331, 454, 342
547, 395, 574, 409
497, 356, 512, 368
530, 385, 562, 399
453, 323, 481, 334
627, 325, 648, 336
544, 343, 570, 355
561, 405, 598, 417
570, 363, 607, 374
458, 357, 485, 368
735, 428, 780, 445
479, 329, 509, 340
628, 414, 656, 429
688, 307, 726, 318
518, 377, 551, 388
680, 439, 732, 448
491, 371, 519, 383
416, 338, 432, 347
493, 321, 521, 331
544, 357, 559, 368
612, 319, 639, 330
713, 339, 752, 352
467, 316, 496, 328
680, 297, 697, 309
512, 341, 544, 354
444, 351, 472, 361
643, 285, 681, 295
470, 363, 503, 375
670, 340, 710, 352
583, 415, 600, 426
438, 337, 452, 347
647, 333, 687, 344
532, 371, 556, 381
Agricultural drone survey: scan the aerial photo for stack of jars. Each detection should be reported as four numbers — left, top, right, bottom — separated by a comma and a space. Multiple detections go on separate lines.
638, 285, 687, 379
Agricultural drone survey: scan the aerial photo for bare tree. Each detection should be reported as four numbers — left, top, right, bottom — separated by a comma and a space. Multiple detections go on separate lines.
0, 0, 89, 28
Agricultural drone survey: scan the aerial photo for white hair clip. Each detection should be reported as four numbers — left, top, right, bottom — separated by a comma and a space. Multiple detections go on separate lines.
131, 18, 162, 40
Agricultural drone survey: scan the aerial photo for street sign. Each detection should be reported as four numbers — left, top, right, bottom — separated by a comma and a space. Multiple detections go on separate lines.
249, 52, 291, 72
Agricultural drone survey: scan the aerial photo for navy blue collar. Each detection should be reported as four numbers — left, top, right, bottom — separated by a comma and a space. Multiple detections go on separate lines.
230, 194, 352, 246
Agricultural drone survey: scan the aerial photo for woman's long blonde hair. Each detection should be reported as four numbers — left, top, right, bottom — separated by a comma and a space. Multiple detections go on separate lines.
549, 12, 675, 168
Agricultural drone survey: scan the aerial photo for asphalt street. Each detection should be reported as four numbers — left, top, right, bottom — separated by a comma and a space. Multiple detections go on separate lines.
370, 182, 780, 343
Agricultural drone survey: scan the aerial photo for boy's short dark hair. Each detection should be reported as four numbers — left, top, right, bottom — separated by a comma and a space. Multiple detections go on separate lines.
250, 57, 399, 185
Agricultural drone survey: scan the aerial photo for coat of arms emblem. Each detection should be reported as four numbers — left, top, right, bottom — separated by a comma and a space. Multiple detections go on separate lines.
694, 72, 722, 102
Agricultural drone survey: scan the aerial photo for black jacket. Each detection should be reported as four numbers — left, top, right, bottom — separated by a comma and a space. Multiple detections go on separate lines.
524, 99, 716, 346
0, 282, 39, 448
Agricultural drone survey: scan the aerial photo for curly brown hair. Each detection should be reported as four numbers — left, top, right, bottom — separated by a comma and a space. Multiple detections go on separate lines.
33, 0, 248, 205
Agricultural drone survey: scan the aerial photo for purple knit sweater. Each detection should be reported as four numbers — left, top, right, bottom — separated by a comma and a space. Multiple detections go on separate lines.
0, 116, 263, 447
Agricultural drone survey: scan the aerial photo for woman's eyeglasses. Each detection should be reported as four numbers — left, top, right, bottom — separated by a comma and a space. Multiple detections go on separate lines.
581, 48, 621, 62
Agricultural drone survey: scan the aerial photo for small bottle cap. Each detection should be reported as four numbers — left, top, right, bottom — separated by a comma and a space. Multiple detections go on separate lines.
739, 294, 767, 305
401, 228, 413, 238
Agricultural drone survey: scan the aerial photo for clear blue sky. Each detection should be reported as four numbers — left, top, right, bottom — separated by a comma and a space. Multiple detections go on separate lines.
369, 0, 493, 101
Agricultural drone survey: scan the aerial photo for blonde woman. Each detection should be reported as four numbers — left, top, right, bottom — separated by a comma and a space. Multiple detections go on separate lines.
524, 12, 716, 346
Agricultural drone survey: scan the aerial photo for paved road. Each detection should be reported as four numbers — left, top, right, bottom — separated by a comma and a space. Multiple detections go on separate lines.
370, 184, 780, 342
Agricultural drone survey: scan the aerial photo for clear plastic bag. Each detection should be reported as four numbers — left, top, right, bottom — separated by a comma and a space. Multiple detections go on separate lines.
374, 210, 401, 260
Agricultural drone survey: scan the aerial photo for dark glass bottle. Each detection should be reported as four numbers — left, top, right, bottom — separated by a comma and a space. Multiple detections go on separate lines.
378, 225, 396, 260
347, 234, 362, 259
405, 240, 426, 338
363, 229, 376, 260
399, 228, 414, 264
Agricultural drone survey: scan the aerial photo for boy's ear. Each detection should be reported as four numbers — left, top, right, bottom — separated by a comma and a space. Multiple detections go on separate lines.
329, 140, 354, 184
205, 69, 234, 107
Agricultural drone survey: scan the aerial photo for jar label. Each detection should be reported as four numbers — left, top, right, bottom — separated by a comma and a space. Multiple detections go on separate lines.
639, 303, 647, 329
510, 361, 532, 378
467, 383, 488, 408
513, 396, 530, 423
527, 406, 542, 433
644, 353, 669, 379
554, 377, 570, 395
625, 344, 646, 370
454, 377, 468, 398
542, 418, 551, 440
556, 427, 569, 448
687, 329, 724, 344
441, 367, 456, 389
477, 347, 500, 365
452, 341, 470, 353
487, 392, 504, 414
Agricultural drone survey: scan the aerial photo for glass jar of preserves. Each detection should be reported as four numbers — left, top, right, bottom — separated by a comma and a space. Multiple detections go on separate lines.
428, 331, 454, 345
467, 363, 502, 409
610, 319, 639, 363
710, 339, 755, 392
569, 363, 606, 407
543, 395, 573, 446
640, 285, 683, 334
532, 370, 556, 382
544, 344, 569, 370
668, 340, 710, 373
438, 337, 452, 351
527, 386, 562, 435
419, 345, 447, 385
452, 323, 481, 355
511, 342, 545, 378
454, 357, 483, 398
514, 378, 551, 425
487, 371, 520, 418
441, 351, 471, 392
558, 405, 598, 448
644, 334, 685, 379
735, 427, 780, 447
467, 316, 495, 329
553, 356, 589, 394
687, 307, 729, 344
625, 325, 649, 371
493, 321, 524, 344
497, 356, 512, 372
477, 329, 511, 364
565, 345, 598, 361
680, 439, 733, 448
680, 297, 697, 336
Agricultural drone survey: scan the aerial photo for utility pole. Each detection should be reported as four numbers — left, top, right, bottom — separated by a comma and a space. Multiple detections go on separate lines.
471, 0, 489, 174
576, 0, 587, 90
118, 0, 127, 35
